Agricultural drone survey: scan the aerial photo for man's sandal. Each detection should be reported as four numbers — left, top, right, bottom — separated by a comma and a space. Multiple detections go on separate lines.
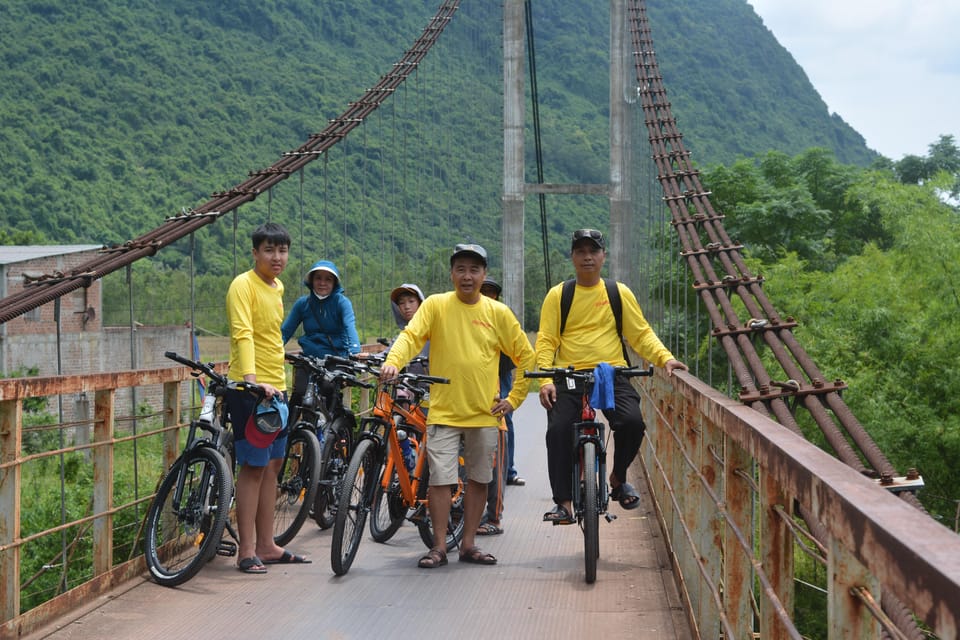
542, 504, 576, 525
459, 546, 497, 565
476, 521, 503, 536
417, 548, 448, 569
610, 482, 641, 510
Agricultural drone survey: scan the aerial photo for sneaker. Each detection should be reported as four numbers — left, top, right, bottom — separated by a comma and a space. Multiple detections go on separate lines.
507, 475, 526, 486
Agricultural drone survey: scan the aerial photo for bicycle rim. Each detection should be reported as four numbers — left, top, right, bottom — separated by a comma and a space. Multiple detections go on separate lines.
330, 438, 380, 576
314, 418, 353, 529
144, 447, 232, 587
582, 441, 599, 584
273, 428, 321, 547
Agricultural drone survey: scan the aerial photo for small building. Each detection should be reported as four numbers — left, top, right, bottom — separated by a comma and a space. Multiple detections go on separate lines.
1, 245, 190, 428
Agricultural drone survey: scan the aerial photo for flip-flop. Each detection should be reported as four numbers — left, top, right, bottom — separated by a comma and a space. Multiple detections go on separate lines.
238, 556, 268, 574
611, 482, 641, 510
262, 550, 311, 564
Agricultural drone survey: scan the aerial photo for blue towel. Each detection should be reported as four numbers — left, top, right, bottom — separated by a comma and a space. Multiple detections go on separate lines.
590, 363, 616, 410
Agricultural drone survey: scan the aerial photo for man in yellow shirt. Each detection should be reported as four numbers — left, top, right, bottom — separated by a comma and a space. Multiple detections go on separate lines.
225, 222, 310, 573
381, 243, 535, 568
535, 229, 687, 524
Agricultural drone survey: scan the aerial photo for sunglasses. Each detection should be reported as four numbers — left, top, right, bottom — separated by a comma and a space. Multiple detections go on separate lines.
572, 229, 603, 241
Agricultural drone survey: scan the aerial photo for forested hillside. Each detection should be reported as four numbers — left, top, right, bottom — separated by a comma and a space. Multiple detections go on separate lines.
1, 0, 873, 250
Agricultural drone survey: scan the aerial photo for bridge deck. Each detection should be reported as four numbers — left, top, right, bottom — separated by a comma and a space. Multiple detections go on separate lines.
27, 400, 691, 640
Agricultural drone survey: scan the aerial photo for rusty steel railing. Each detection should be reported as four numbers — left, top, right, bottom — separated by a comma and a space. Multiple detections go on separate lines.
0, 366, 192, 637
626, 0, 947, 636
638, 369, 960, 639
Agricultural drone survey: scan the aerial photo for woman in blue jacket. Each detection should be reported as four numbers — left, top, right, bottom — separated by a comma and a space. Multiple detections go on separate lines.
283, 260, 361, 418
282, 260, 361, 358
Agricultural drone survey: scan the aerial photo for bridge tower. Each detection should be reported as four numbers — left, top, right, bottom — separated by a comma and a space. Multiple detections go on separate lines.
502, 0, 635, 322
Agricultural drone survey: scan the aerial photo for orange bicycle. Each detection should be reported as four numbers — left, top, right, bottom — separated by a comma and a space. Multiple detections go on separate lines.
330, 369, 464, 576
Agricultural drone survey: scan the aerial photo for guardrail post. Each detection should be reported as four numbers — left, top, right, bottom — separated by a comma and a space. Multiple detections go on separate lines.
0, 398, 23, 622
724, 438, 755, 638
92, 389, 115, 576
759, 465, 794, 639
828, 536, 880, 638
162, 382, 180, 471
697, 400, 722, 637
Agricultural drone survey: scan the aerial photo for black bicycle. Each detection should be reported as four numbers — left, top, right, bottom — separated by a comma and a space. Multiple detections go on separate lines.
525, 364, 652, 583
286, 352, 374, 531
271, 355, 324, 547
143, 351, 260, 587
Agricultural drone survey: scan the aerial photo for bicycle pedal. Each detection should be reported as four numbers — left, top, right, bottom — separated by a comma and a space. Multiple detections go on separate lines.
605, 513, 618, 522
217, 539, 237, 557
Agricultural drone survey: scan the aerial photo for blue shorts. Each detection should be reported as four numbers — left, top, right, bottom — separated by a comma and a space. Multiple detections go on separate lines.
225, 387, 289, 467
235, 433, 288, 468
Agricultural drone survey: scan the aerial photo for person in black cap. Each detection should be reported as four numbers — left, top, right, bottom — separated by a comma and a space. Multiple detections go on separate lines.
382, 243, 535, 568
535, 228, 686, 525
476, 276, 524, 537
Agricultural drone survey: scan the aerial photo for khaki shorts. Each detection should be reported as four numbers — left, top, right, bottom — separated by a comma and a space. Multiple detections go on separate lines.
425, 425, 498, 485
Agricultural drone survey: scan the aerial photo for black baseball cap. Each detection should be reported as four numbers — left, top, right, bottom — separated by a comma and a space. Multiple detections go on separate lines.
450, 243, 488, 266
480, 277, 502, 296
571, 228, 605, 250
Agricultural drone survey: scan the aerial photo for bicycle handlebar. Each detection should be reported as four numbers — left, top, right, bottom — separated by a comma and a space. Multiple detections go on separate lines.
524, 365, 654, 382
165, 351, 265, 399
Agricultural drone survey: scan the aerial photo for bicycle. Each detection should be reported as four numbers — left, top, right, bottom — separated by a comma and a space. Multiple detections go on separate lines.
524, 364, 653, 583
286, 352, 375, 530
367, 355, 431, 543
270, 355, 324, 547
330, 368, 465, 576
143, 351, 260, 587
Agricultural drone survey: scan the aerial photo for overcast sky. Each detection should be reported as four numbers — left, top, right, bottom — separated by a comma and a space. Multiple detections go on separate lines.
746, 0, 959, 160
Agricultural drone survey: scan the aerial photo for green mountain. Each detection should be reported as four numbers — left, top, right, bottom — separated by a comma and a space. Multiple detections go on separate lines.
0, 0, 877, 330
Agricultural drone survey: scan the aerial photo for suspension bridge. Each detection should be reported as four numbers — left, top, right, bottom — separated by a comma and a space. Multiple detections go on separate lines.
2, 1, 959, 638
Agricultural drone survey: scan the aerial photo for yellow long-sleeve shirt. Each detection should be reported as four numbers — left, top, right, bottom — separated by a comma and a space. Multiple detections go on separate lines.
226, 270, 286, 388
385, 291, 535, 427
536, 280, 674, 370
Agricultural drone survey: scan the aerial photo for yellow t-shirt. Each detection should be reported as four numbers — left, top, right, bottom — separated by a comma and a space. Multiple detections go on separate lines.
536, 280, 674, 370
385, 291, 534, 427
226, 269, 286, 388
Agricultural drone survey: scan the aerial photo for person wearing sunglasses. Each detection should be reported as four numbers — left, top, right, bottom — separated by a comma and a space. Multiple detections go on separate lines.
535, 229, 687, 525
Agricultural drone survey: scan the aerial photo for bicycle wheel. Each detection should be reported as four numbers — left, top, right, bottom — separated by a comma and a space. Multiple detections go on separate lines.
144, 447, 233, 587
369, 463, 406, 543
273, 427, 321, 547
582, 440, 599, 584
313, 417, 353, 529
415, 456, 466, 552
331, 437, 381, 576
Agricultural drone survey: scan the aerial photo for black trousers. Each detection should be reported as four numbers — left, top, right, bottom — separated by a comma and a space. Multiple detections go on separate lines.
545, 377, 645, 504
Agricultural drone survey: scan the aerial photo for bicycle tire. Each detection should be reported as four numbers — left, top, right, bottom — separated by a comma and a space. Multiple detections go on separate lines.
273, 427, 321, 547
369, 464, 406, 543
415, 456, 466, 551
582, 440, 600, 584
313, 416, 354, 529
330, 437, 381, 576
143, 446, 233, 587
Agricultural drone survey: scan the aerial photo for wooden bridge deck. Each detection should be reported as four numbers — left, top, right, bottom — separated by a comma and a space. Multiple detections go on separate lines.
26, 400, 691, 640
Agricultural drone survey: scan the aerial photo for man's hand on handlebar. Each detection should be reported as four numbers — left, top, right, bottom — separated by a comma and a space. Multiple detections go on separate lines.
379, 364, 399, 381
538, 382, 557, 410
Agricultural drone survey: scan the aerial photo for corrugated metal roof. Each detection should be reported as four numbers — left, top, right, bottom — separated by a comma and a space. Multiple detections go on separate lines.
0, 245, 104, 266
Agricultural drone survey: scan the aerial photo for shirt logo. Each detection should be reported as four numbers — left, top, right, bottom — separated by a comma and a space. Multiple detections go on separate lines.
472, 319, 494, 329
595, 300, 610, 308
